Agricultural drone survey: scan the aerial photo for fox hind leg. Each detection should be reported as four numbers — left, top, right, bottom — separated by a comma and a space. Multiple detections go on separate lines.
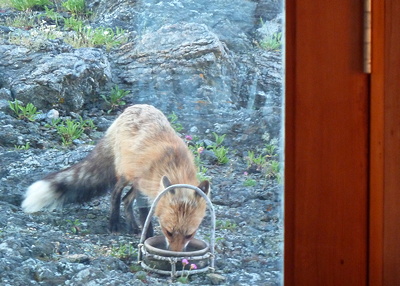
109, 177, 129, 233
123, 189, 153, 238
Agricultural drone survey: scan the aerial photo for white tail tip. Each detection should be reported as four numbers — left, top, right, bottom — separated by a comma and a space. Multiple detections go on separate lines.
21, 180, 59, 213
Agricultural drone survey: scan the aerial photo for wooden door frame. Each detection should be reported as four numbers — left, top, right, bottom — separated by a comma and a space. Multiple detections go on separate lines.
370, 0, 400, 285
285, 0, 400, 285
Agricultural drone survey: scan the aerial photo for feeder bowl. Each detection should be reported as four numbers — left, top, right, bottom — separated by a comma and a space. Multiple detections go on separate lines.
138, 184, 216, 277
141, 236, 210, 271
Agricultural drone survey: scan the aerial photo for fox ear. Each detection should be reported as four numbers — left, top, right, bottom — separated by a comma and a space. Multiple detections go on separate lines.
162, 176, 175, 194
197, 180, 210, 196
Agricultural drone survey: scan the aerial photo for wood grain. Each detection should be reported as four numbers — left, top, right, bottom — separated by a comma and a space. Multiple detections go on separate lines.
285, 1, 369, 284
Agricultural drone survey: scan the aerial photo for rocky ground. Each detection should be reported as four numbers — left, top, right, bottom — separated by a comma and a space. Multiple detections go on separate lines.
0, 111, 283, 285
0, 0, 284, 284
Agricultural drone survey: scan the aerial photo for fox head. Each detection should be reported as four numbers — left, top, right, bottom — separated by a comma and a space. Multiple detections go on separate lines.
155, 176, 210, 252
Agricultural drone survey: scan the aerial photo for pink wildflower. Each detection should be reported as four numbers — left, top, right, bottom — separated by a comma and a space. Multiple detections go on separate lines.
190, 264, 198, 270
244, 171, 248, 176
185, 135, 193, 140
197, 146, 204, 154
182, 259, 189, 265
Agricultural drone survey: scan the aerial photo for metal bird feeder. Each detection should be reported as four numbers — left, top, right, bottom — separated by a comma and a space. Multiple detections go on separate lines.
137, 184, 215, 277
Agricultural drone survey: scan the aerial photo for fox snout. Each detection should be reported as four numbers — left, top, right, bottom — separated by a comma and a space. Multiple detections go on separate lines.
162, 229, 195, 252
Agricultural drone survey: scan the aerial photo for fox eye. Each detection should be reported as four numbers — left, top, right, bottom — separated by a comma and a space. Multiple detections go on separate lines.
166, 230, 173, 237
185, 233, 194, 240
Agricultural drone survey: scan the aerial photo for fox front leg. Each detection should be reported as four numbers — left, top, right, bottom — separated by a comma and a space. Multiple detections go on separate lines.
122, 186, 141, 234
137, 193, 153, 238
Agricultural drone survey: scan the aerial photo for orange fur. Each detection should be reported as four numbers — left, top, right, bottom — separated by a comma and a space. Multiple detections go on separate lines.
106, 105, 210, 251
23, 104, 210, 252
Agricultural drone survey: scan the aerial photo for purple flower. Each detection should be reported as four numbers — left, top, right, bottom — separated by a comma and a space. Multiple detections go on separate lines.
190, 264, 197, 270
197, 146, 204, 154
185, 135, 193, 140
182, 259, 189, 265
243, 171, 248, 176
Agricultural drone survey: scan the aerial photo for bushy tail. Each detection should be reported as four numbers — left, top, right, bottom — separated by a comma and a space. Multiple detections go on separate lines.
22, 139, 116, 213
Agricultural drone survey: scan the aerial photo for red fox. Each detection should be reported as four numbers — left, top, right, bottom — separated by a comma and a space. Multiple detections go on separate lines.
22, 104, 210, 251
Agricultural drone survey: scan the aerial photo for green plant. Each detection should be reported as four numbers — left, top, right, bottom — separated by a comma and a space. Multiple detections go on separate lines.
111, 243, 136, 260
8, 101, 39, 121
65, 26, 128, 50
189, 143, 203, 165
167, 112, 184, 132
77, 115, 96, 131
45, 118, 62, 129
40, 6, 64, 25
134, 270, 147, 282
260, 32, 282, 51
45, 117, 94, 145
177, 259, 198, 283
216, 220, 237, 231
188, 143, 211, 181
101, 85, 129, 113
213, 145, 229, 165
197, 165, 211, 182
129, 264, 143, 273
63, 16, 84, 31
264, 143, 277, 158
266, 160, 281, 180
4, 14, 35, 28
56, 119, 84, 145
243, 178, 257, 187
66, 219, 81, 234
14, 142, 31, 150
212, 132, 226, 147
62, 0, 85, 15
10, 0, 50, 11
246, 150, 266, 168
0, 0, 12, 8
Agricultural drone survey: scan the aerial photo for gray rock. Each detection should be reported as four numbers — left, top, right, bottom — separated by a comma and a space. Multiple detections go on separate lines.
0, 46, 111, 112
207, 273, 226, 285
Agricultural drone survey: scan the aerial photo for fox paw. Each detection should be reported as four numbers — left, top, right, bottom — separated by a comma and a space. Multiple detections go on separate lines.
109, 222, 120, 233
127, 224, 140, 235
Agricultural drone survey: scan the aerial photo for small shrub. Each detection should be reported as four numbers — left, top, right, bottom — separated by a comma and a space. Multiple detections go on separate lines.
10, 0, 50, 11
266, 160, 281, 180
213, 145, 229, 165
212, 132, 226, 147
264, 143, 277, 158
56, 119, 84, 145
260, 32, 282, 51
39, 7, 64, 26
15, 142, 30, 150
63, 16, 84, 31
245, 148, 282, 182
66, 218, 82, 234
197, 165, 211, 182
243, 178, 257, 187
111, 243, 136, 260
8, 101, 39, 122
77, 115, 96, 131
64, 26, 128, 51
4, 14, 35, 28
246, 150, 266, 169
0, 0, 12, 8
62, 0, 85, 15
100, 85, 129, 113
216, 220, 237, 231
167, 112, 184, 132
